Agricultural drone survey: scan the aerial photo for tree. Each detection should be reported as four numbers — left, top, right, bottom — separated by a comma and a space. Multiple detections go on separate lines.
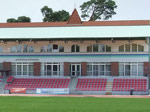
7, 18, 17, 23
41, 6, 70, 22
17, 16, 31, 22
80, 0, 117, 21
7, 16, 31, 23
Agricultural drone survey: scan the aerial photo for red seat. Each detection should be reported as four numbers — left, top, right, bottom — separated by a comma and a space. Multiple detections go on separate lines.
76, 78, 107, 91
112, 78, 147, 92
4, 77, 70, 90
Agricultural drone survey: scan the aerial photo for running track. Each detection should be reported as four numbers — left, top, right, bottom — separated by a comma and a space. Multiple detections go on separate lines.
0, 94, 150, 98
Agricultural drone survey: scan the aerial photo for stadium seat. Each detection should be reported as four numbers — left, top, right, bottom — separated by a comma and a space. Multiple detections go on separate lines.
112, 78, 147, 92
76, 78, 107, 91
4, 77, 70, 90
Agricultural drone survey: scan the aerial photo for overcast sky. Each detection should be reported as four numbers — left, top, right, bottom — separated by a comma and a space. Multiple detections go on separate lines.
0, 0, 150, 23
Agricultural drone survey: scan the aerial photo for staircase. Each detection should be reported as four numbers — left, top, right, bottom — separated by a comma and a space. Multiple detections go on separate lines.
69, 77, 78, 94
0, 77, 7, 94
105, 78, 113, 95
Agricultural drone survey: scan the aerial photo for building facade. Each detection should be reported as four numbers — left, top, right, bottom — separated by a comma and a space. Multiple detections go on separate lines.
0, 9, 150, 78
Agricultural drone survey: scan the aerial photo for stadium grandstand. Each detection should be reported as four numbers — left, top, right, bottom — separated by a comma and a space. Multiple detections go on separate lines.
0, 9, 149, 95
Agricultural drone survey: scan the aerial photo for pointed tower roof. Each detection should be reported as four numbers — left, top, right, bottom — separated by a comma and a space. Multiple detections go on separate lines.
67, 9, 82, 25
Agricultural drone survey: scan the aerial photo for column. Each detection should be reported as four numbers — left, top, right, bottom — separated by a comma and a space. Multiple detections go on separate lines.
3, 62, 11, 76
64, 62, 70, 76
81, 62, 87, 76
111, 62, 119, 76
144, 62, 150, 76
34, 62, 41, 76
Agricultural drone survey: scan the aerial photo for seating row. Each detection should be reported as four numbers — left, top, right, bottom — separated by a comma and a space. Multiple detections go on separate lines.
5, 77, 70, 90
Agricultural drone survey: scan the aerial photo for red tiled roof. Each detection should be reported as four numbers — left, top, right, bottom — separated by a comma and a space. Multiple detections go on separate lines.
0, 20, 149, 28
67, 9, 82, 24
82, 20, 150, 26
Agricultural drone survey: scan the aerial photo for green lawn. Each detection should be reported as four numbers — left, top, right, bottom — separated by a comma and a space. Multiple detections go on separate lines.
0, 96, 150, 112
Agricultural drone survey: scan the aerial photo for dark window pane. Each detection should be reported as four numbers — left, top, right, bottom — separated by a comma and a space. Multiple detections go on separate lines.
125, 44, 130, 52
53, 44, 58, 49
71, 45, 75, 52
132, 44, 137, 52
59, 46, 64, 52
93, 44, 98, 52
138, 45, 144, 52
76, 45, 80, 52
106, 45, 111, 52
87, 45, 92, 52
119, 45, 124, 52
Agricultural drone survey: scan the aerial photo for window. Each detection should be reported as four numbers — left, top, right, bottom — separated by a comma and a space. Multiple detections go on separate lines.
132, 44, 137, 52
87, 45, 92, 52
0, 63, 3, 70
10, 44, 34, 53
47, 44, 52, 52
71, 45, 80, 52
138, 45, 144, 52
106, 45, 111, 52
0, 47, 3, 53
93, 44, 98, 52
119, 45, 124, 52
87, 62, 111, 76
11, 62, 33, 76
17, 45, 22, 53
99, 44, 105, 52
41, 44, 64, 53
10, 46, 17, 53
125, 44, 130, 52
29, 46, 34, 53
23, 44, 28, 53
119, 43, 144, 52
87, 44, 111, 52
59, 46, 64, 52
53, 44, 58, 50
119, 62, 143, 76
41, 62, 63, 76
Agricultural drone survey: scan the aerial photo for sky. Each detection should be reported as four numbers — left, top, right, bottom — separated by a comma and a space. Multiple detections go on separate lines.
0, 0, 150, 23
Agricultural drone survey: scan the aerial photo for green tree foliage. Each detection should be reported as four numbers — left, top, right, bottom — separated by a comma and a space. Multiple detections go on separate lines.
80, 0, 117, 21
7, 16, 31, 23
17, 16, 31, 22
41, 6, 70, 22
7, 18, 17, 23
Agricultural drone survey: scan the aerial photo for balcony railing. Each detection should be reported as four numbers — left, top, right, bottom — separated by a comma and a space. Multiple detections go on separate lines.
0, 51, 148, 55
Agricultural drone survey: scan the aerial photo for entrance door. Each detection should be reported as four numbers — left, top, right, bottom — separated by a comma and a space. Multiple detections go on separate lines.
70, 64, 81, 76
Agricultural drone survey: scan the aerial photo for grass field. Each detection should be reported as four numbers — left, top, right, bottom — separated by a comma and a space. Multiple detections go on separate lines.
0, 96, 150, 112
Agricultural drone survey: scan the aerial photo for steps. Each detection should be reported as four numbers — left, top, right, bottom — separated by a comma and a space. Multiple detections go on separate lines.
105, 80, 113, 95
0, 77, 7, 94
69, 77, 78, 94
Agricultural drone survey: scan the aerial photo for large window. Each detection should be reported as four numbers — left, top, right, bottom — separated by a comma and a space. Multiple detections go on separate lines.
41, 44, 64, 53
10, 44, 34, 53
87, 44, 111, 52
11, 62, 33, 76
119, 43, 144, 52
119, 62, 143, 76
87, 62, 111, 76
71, 45, 80, 52
41, 62, 63, 76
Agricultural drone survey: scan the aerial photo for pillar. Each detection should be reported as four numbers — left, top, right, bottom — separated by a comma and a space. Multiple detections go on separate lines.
144, 62, 150, 77
81, 62, 87, 76
111, 62, 119, 76
64, 62, 70, 76
34, 62, 41, 76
